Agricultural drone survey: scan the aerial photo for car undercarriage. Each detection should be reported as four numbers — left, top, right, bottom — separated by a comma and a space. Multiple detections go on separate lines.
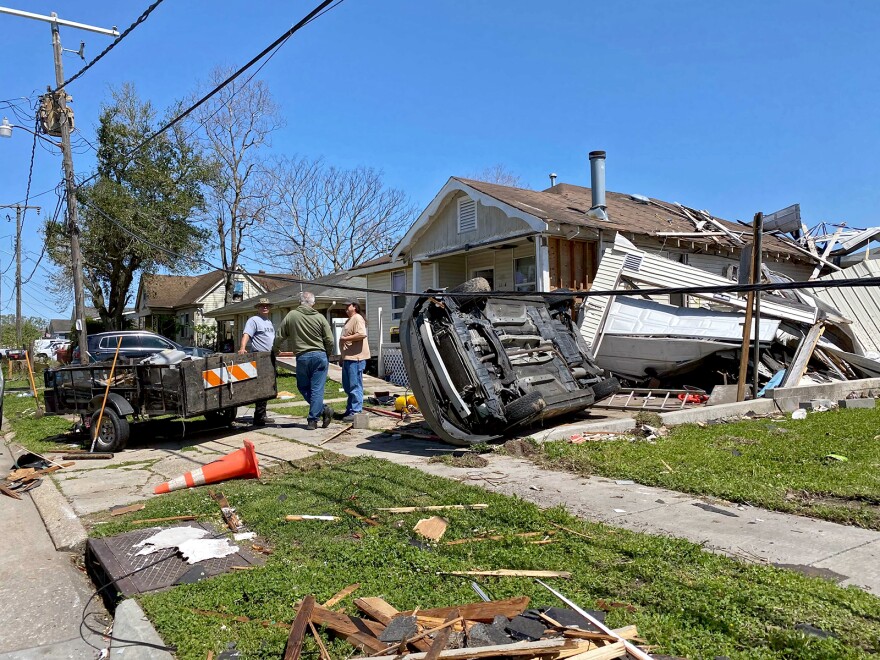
400, 278, 620, 446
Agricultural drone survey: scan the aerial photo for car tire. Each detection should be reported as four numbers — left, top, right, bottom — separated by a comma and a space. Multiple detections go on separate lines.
504, 390, 546, 426
590, 377, 620, 403
205, 407, 238, 426
448, 277, 492, 309
90, 408, 130, 452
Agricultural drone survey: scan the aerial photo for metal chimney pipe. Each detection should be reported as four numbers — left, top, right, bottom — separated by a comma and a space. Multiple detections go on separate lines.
549, 172, 557, 187
586, 150, 608, 221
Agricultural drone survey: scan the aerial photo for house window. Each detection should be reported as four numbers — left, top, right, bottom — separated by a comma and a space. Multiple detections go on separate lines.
458, 197, 477, 233
514, 256, 537, 292
233, 279, 244, 301
472, 268, 494, 289
391, 270, 406, 320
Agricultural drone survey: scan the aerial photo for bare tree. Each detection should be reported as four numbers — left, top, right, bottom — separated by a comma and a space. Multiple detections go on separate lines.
258, 157, 415, 279
467, 164, 525, 188
190, 67, 281, 303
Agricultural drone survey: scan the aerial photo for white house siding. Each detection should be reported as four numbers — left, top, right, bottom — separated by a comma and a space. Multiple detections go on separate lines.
437, 255, 467, 288
367, 270, 394, 354
410, 192, 533, 260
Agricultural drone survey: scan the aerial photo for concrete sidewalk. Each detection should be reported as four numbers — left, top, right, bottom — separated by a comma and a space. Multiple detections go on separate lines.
0, 439, 108, 658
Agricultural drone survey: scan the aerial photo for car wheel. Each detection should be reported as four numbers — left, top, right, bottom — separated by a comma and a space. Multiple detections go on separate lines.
504, 391, 546, 426
448, 277, 492, 309
205, 406, 238, 426
90, 408, 130, 452
590, 377, 620, 402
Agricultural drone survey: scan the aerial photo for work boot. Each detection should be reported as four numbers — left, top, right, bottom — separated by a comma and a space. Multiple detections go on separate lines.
342, 414, 355, 423
322, 405, 333, 428
253, 416, 266, 426
307, 419, 318, 430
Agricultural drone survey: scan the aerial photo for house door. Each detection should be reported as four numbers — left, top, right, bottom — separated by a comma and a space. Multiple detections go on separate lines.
471, 268, 494, 289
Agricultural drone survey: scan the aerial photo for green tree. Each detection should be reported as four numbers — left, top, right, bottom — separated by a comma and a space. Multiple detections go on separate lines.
0, 315, 47, 348
47, 84, 212, 329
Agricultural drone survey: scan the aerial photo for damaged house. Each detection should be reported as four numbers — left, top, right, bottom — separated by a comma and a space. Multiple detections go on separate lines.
362, 152, 827, 387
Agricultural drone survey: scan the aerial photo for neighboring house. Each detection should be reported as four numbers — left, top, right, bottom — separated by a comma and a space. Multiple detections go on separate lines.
135, 269, 288, 346
358, 154, 821, 382
46, 318, 71, 339
205, 272, 367, 354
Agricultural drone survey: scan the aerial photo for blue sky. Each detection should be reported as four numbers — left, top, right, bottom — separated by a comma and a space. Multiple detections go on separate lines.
1, 0, 878, 320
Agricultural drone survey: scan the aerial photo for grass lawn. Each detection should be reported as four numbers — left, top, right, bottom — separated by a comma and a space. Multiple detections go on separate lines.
2, 388, 79, 454
272, 373, 344, 402
535, 408, 880, 529
272, 400, 348, 418
93, 454, 880, 660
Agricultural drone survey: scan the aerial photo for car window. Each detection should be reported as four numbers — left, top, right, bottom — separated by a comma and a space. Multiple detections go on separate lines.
119, 336, 140, 349
141, 336, 173, 349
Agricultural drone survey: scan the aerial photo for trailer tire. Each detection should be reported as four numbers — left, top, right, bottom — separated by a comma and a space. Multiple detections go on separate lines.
90, 409, 130, 452
205, 407, 238, 427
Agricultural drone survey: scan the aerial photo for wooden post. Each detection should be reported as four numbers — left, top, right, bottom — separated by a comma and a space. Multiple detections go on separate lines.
751, 212, 763, 399
736, 267, 756, 401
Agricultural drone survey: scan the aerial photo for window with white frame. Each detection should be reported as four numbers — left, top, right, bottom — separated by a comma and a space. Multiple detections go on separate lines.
458, 197, 477, 233
391, 270, 406, 320
514, 256, 537, 292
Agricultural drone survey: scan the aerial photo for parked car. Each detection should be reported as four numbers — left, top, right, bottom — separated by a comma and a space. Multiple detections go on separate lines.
33, 338, 70, 361
400, 278, 620, 446
5, 347, 27, 360
72, 331, 214, 363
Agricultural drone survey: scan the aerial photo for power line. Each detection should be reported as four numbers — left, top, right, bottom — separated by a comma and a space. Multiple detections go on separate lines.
52, 0, 166, 92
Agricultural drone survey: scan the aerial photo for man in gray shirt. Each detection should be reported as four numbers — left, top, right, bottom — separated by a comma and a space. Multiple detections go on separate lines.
239, 297, 276, 425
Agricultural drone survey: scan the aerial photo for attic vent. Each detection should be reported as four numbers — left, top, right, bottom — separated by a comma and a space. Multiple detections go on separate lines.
458, 197, 477, 233
623, 253, 643, 272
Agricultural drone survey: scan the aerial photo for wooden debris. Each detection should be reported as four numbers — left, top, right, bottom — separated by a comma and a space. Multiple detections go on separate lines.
439, 570, 571, 579
445, 531, 553, 546
320, 424, 353, 446
283, 594, 315, 660
0, 484, 22, 500
310, 604, 387, 653
354, 598, 432, 652
559, 641, 627, 660
110, 503, 146, 516
61, 453, 113, 460
345, 508, 380, 526
6, 468, 36, 481
401, 596, 529, 622
323, 583, 361, 608
378, 504, 488, 513
130, 515, 196, 524
210, 490, 244, 532
351, 637, 585, 660
595, 599, 637, 614
310, 621, 333, 660
414, 516, 448, 541
286, 515, 338, 521
206, 650, 214, 660
423, 610, 459, 660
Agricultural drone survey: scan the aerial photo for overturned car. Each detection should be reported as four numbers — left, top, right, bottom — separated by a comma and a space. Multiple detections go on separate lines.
400, 278, 620, 446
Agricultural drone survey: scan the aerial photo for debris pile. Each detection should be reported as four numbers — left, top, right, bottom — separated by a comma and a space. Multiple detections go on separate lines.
582, 232, 880, 396
270, 591, 652, 660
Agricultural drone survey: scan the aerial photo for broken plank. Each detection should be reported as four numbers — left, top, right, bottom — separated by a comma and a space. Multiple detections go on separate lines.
345, 508, 380, 526
130, 515, 197, 524
61, 453, 113, 460
210, 490, 244, 532
350, 637, 585, 660
0, 484, 22, 500
780, 323, 825, 388
323, 583, 361, 608
286, 515, 338, 521
311, 604, 387, 653
320, 424, 353, 446
377, 504, 489, 513
414, 516, 448, 541
109, 503, 146, 516
283, 595, 315, 660
422, 611, 460, 660
310, 621, 333, 660
439, 570, 571, 579
401, 596, 530, 622
560, 641, 628, 660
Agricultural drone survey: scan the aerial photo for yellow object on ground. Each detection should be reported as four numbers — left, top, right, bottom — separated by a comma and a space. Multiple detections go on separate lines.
395, 395, 419, 411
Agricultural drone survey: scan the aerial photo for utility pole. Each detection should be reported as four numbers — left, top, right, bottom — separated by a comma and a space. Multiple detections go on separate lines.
0, 203, 40, 347
0, 7, 118, 363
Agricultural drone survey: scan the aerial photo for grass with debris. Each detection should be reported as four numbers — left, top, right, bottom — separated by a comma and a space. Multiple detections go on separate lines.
271, 400, 349, 418
95, 454, 880, 660
536, 408, 880, 529
272, 373, 343, 402
2, 388, 79, 454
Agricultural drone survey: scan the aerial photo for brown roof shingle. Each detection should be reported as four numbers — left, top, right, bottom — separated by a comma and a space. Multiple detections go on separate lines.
455, 178, 809, 261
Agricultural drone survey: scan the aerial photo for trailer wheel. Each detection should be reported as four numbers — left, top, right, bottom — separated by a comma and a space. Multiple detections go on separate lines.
90, 409, 130, 452
205, 407, 238, 427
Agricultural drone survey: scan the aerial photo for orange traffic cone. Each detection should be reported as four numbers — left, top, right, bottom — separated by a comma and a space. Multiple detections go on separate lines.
154, 439, 261, 494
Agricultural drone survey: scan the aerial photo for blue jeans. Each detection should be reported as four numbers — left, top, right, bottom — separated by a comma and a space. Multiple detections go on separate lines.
296, 351, 329, 421
342, 359, 366, 415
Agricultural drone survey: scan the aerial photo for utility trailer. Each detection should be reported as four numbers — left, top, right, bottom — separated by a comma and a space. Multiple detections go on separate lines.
43, 352, 276, 451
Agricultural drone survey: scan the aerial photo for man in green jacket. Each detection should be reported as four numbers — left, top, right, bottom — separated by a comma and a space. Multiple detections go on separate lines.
277, 291, 335, 430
